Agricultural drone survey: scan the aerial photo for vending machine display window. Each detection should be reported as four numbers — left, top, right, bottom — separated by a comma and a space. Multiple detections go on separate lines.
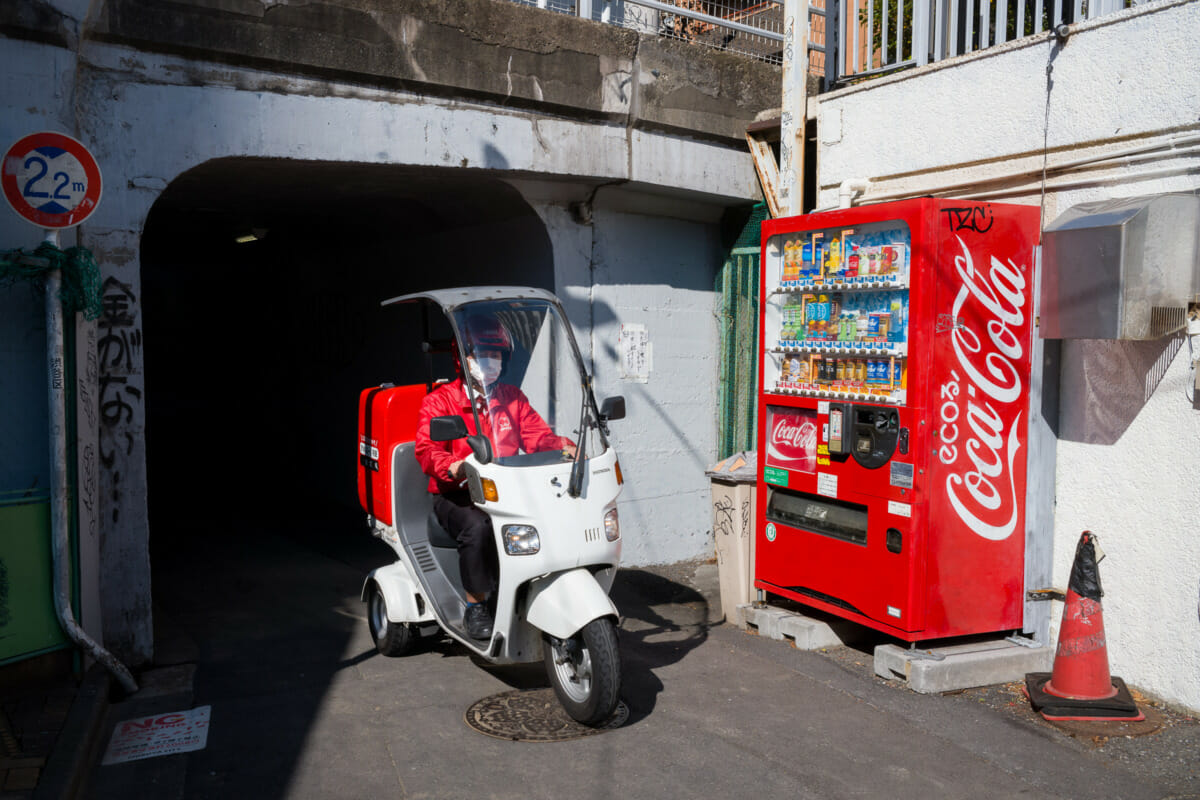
766, 487, 868, 546
762, 219, 913, 405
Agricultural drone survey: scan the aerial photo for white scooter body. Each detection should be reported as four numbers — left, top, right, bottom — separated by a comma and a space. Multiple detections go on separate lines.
364, 442, 621, 662
358, 287, 625, 724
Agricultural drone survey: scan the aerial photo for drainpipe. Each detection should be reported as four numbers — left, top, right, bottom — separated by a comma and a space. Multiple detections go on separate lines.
44, 229, 138, 695
838, 178, 871, 209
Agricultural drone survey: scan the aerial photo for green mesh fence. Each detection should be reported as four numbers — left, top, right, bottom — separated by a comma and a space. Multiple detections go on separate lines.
0, 242, 103, 320
715, 204, 766, 460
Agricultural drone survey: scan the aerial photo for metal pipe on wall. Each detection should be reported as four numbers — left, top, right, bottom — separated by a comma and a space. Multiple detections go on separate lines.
43, 229, 139, 695
780, 0, 809, 216
824, 134, 1200, 209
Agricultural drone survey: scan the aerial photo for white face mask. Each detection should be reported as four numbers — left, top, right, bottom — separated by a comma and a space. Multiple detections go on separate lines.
468, 355, 502, 385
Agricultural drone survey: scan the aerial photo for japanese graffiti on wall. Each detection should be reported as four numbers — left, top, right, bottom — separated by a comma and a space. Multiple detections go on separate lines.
98, 276, 143, 524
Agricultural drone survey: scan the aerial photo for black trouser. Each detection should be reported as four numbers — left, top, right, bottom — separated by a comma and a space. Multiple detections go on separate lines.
433, 491, 497, 598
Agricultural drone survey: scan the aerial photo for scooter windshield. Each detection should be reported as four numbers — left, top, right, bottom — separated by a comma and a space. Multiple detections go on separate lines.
453, 299, 604, 467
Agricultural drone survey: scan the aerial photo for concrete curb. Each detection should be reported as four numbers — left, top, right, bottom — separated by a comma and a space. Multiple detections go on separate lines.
33, 664, 112, 800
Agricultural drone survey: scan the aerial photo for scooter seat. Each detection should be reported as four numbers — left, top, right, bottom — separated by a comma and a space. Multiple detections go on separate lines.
426, 510, 458, 550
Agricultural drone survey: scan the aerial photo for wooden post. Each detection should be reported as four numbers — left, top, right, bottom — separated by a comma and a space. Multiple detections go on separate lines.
779, 0, 809, 217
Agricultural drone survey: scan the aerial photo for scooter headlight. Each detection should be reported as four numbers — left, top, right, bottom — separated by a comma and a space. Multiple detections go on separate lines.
502, 524, 540, 555
604, 508, 620, 542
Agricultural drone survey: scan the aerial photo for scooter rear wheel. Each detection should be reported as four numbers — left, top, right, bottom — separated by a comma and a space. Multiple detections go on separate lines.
367, 581, 415, 657
543, 617, 621, 726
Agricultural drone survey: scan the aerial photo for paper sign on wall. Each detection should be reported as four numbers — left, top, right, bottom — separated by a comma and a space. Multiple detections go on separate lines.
619, 324, 652, 382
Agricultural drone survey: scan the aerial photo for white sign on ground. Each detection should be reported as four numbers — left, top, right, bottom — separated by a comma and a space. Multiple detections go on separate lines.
101, 705, 211, 765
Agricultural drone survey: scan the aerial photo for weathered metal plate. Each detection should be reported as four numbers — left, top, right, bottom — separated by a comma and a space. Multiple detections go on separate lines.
1043, 704, 1165, 739
464, 688, 628, 742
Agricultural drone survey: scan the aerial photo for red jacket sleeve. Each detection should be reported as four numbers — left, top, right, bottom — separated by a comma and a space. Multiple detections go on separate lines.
414, 381, 472, 493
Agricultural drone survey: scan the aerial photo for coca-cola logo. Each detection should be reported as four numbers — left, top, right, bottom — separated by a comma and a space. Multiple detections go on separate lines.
772, 418, 815, 452
937, 235, 1027, 541
767, 408, 817, 471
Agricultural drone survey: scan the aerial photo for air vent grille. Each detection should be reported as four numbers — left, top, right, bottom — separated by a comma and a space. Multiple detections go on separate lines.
412, 544, 436, 573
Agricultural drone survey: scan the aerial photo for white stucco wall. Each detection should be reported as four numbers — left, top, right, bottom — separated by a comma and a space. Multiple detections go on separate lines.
812, 0, 1200, 711
528, 184, 730, 565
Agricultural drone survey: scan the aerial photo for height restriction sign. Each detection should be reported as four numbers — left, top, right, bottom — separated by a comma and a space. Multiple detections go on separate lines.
2, 131, 102, 229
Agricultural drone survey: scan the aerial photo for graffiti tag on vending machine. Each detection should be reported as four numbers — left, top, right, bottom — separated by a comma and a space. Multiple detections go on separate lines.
937, 235, 1027, 542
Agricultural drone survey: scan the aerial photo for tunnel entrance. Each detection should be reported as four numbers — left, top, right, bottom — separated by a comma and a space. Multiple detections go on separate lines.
139, 159, 554, 551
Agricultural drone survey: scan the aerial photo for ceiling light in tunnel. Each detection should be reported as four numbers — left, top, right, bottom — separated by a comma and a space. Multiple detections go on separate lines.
235, 228, 268, 244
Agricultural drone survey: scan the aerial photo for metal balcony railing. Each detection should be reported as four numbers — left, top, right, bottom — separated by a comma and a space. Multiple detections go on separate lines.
503, 0, 1133, 87
832, 0, 1131, 83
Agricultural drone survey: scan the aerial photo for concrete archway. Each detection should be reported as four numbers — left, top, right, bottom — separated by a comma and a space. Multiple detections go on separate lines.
139, 158, 554, 541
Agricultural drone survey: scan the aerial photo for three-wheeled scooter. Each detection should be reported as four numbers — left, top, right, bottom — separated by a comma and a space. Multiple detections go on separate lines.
357, 287, 627, 725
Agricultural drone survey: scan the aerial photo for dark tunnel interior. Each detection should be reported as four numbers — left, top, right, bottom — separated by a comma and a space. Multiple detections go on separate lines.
139, 159, 555, 544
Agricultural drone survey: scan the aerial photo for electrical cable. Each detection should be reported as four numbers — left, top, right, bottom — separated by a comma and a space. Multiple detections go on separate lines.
1186, 307, 1199, 403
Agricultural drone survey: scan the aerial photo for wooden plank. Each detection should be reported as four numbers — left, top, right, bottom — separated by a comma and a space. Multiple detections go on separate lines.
746, 128, 782, 219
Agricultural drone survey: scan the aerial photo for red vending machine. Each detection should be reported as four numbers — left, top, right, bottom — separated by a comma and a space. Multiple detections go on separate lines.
754, 198, 1040, 641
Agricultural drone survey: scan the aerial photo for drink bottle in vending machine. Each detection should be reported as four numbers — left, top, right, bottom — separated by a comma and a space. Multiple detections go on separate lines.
755, 199, 1041, 641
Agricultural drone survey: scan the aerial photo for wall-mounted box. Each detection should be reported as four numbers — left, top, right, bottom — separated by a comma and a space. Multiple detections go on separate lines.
1040, 194, 1200, 340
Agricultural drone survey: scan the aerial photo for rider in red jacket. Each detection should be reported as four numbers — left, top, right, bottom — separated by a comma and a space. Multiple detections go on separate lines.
415, 378, 574, 494
413, 314, 575, 640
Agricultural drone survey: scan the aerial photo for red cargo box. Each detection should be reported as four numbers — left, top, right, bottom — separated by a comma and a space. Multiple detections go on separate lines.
357, 383, 427, 525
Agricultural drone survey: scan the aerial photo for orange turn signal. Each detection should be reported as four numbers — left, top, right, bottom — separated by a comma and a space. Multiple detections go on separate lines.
481, 478, 499, 503
614, 460, 623, 485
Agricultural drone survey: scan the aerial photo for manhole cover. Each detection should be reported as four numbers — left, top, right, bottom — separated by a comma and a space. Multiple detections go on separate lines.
1043, 704, 1165, 739
464, 688, 629, 742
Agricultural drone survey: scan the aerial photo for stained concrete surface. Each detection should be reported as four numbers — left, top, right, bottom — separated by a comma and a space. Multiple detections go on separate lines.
23, 514, 1200, 799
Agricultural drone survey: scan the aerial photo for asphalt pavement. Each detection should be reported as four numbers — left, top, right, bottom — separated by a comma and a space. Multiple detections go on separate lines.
56, 511, 1200, 799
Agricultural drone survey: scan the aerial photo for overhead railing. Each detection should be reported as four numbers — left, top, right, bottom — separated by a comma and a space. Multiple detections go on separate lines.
508, 0, 787, 64
504, 0, 1132, 85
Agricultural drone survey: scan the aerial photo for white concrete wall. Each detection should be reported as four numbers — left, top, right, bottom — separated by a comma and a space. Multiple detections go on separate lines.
587, 202, 724, 565
526, 182, 729, 564
812, 0, 1200, 711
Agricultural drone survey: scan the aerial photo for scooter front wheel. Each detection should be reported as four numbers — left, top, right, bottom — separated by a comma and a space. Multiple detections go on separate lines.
367, 581, 415, 657
543, 617, 621, 726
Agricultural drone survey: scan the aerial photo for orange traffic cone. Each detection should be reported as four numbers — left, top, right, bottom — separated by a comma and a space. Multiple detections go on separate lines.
1025, 532, 1143, 721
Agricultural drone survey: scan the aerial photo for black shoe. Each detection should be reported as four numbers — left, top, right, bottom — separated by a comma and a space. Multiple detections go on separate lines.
464, 604, 493, 640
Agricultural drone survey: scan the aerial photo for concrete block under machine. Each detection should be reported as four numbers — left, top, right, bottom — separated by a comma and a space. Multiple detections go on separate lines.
875, 638, 1054, 694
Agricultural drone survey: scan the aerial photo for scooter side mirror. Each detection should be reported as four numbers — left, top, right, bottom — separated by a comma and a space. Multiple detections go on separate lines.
466, 434, 493, 465
430, 415, 469, 442
599, 396, 626, 422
